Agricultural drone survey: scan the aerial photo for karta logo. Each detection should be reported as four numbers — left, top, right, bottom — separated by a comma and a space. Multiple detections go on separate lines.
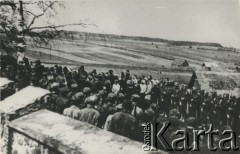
142, 123, 239, 151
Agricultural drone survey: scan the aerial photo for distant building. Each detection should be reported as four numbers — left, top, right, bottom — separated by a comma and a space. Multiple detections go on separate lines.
201, 62, 218, 71
171, 59, 189, 68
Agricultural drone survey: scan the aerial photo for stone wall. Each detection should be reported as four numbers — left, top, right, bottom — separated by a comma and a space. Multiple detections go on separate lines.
8, 109, 167, 154
0, 86, 50, 153
9, 129, 59, 154
0, 102, 47, 154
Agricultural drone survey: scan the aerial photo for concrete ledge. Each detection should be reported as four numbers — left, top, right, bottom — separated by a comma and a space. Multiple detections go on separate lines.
9, 109, 167, 154
0, 86, 50, 153
0, 77, 14, 90
0, 86, 50, 114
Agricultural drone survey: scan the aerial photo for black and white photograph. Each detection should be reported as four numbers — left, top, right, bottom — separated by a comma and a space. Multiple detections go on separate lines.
0, 0, 240, 153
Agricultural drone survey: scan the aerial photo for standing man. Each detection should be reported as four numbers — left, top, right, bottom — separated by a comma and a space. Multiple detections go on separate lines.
108, 100, 139, 140
78, 95, 100, 126
16, 43, 25, 64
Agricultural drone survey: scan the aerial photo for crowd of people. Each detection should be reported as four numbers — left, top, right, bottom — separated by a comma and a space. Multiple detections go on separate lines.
1, 58, 240, 151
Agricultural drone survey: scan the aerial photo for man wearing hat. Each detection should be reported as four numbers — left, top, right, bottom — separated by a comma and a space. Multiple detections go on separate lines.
16, 43, 25, 64
106, 93, 117, 105
83, 87, 91, 97
73, 92, 85, 109
151, 80, 160, 104
67, 83, 78, 99
55, 87, 70, 114
108, 70, 115, 85
107, 100, 139, 140
38, 79, 48, 89
77, 95, 100, 126
46, 85, 59, 112
78, 66, 88, 79
63, 92, 83, 119
125, 69, 131, 81
100, 102, 116, 129
145, 79, 153, 102
131, 94, 144, 122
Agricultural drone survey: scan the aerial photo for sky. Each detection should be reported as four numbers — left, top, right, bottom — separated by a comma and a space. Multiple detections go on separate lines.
37, 0, 240, 48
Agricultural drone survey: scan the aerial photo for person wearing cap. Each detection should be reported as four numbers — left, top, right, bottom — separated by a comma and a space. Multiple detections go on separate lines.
83, 87, 91, 97
145, 78, 153, 97
38, 79, 48, 89
90, 69, 97, 76
116, 93, 125, 104
142, 108, 155, 124
125, 69, 131, 81
131, 94, 144, 122
77, 66, 88, 89
106, 93, 117, 105
108, 70, 115, 85
119, 72, 126, 92
151, 80, 160, 104
33, 60, 44, 80
91, 76, 102, 93
107, 100, 139, 140
125, 79, 134, 99
85, 75, 94, 89
72, 92, 84, 108
46, 85, 60, 112
67, 83, 78, 99
132, 79, 141, 95
77, 95, 100, 126
55, 87, 70, 114
100, 103, 116, 129
102, 80, 110, 94
78, 66, 88, 78
63, 92, 83, 119
169, 108, 181, 119
16, 43, 25, 64
139, 79, 147, 106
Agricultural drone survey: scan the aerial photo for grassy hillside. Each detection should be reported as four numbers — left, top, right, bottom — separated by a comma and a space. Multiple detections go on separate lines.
58, 31, 222, 48
23, 30, 240, 77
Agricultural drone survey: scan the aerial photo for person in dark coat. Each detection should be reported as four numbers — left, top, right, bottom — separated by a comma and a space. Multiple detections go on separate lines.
108, 100, 139, 140
78, 66, 88, 78
119, 72, 126, 93
55, 87, 70, 114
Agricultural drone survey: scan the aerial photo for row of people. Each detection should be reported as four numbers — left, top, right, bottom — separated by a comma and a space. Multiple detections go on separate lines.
1, 59, 240, 150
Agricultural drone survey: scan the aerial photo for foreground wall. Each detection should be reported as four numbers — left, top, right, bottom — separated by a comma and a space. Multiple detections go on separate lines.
9, 131, 59, 154
8, 109, 167, 154
0, 86, 50, 153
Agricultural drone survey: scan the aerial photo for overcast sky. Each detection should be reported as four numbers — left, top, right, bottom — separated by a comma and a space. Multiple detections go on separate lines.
49, 0, 240, 48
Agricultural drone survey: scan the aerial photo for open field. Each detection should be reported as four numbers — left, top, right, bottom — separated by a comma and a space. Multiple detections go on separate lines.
25, 32, 240, 83
28, 40, 174, 68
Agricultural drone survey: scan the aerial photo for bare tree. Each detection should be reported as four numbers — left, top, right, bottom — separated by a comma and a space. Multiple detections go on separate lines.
0, 0, 88, 53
